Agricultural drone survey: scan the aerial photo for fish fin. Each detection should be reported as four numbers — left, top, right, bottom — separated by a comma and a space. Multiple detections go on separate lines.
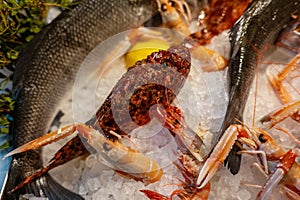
216, 87, 244, 175
3, 165, 83, 200
2, 134, 88, 200
9, 136, 88, 195
18, 173, 84, 200
49, 135, 89, 167
224, 143, 241, 175
8, 165, 51, 194
7, 169, 85, 200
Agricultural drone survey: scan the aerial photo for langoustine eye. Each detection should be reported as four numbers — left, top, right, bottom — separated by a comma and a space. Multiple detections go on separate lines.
258, 133, 268, 143
103, 142, 112, 151
161, 3, 168, 12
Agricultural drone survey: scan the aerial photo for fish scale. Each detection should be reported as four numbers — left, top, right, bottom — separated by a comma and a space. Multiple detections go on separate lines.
2, 0, 158, 199
215, 0, 300, 175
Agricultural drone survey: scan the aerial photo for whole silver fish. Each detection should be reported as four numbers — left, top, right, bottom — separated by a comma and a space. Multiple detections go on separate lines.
214, 0, 300, 174
2, 1, 158, 199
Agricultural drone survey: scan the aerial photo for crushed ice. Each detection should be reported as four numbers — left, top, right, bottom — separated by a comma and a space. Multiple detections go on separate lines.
23, 29, 299, 200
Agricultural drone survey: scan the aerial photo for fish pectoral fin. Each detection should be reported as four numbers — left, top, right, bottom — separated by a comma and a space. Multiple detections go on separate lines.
4, 123, 78, 159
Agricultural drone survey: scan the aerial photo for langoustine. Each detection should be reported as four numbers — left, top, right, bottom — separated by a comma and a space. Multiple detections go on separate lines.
196, 121, 300, 200
141, 153, 210, 200
187, 0, 252, 45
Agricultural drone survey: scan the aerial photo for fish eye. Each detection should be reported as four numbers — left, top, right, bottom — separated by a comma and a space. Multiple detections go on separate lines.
258, 133, 268, 143
103, 142, 112, 151
161, 3, 168, 12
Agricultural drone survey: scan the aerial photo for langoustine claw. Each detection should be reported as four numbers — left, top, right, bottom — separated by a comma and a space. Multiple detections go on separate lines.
196, 124, 248, 188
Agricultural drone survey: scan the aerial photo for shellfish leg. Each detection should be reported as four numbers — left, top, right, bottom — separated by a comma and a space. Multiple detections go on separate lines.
140, 189, 170, 200
267, 53, 300, 104
150, 104, 204, 162
262, 53, 300, 128
256, 149, 298, 200
260, 100, 300, 129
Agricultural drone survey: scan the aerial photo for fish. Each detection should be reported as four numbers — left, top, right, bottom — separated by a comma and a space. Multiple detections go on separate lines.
1, 0, 159, 199
213, 0, 300, 175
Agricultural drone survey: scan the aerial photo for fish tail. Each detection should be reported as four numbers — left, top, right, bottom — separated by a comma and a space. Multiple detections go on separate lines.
213, 121, 242, 175
8, 173, 84, 200
7, 170, 85, 200
2, 136, 88, 200
39, 173, 84, 200
216, 89, 245, 175
2, 157, 84, 200
224, 143, 242, 175
8, 165, 51, 195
